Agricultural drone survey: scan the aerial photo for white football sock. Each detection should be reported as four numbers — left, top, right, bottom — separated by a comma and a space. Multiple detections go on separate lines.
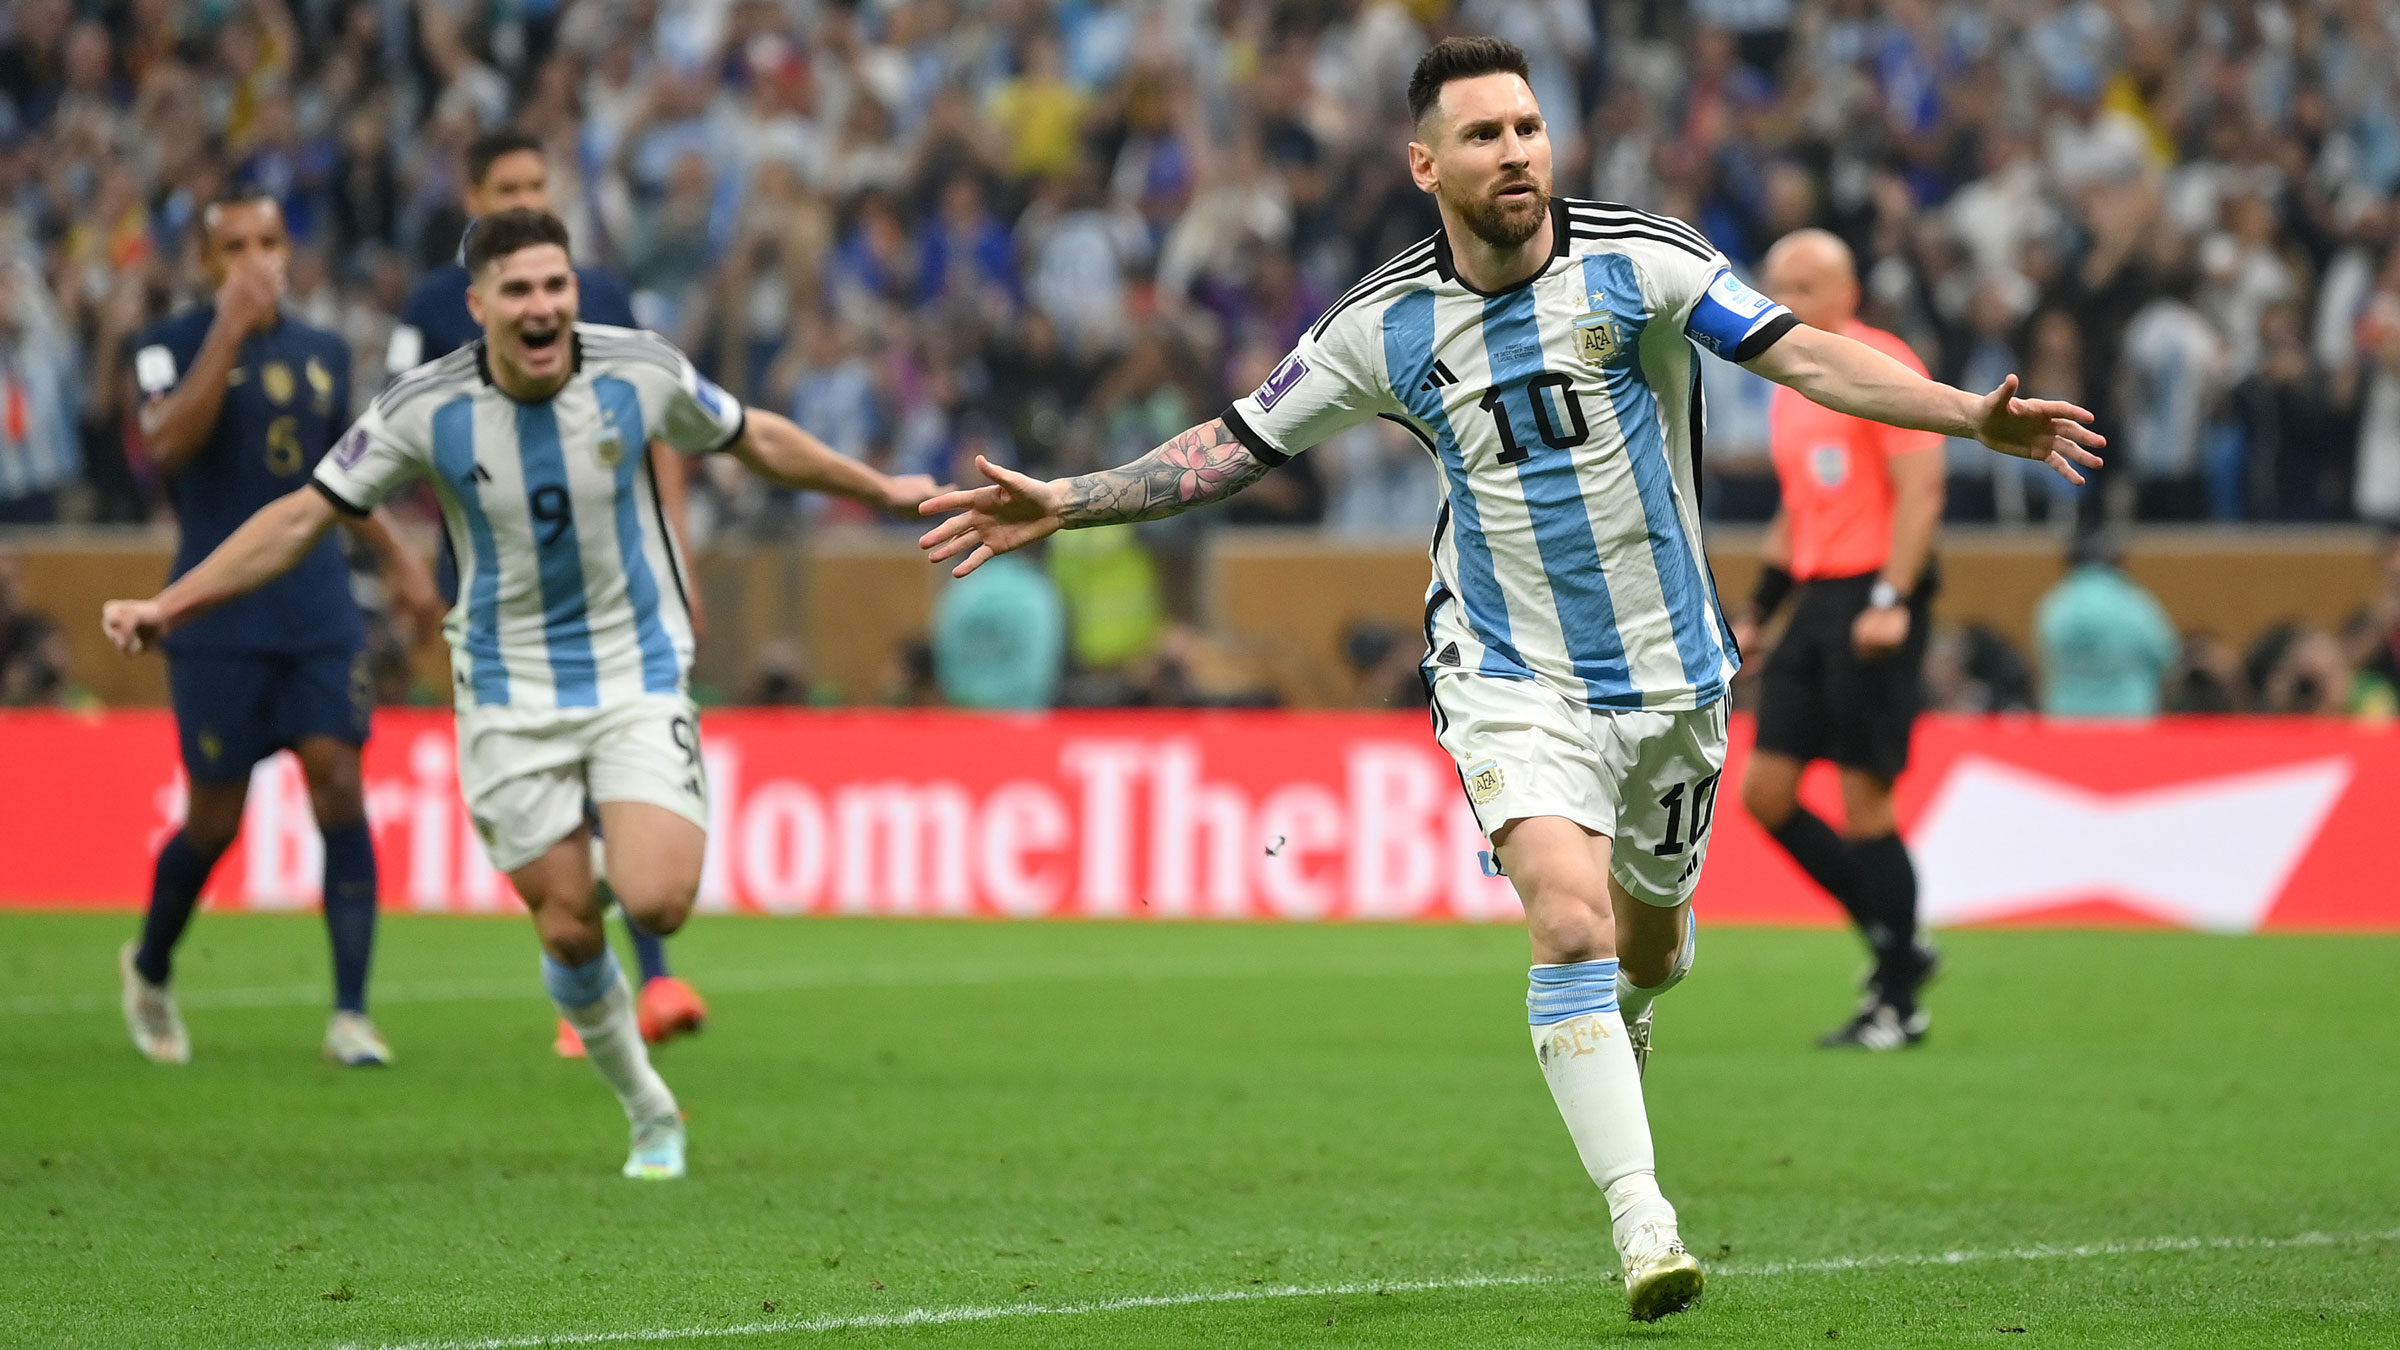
1617, 911, 1697, 1025
1530, 960, 1678, 1250
544, 950, 677, 1124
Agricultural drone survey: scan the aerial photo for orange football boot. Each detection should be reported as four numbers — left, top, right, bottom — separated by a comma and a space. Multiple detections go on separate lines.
637, 976, 708, 1044
553, 1017, 586, 1058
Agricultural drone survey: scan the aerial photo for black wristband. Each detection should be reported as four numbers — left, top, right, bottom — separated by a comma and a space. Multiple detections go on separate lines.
1750, 563, 1794, 621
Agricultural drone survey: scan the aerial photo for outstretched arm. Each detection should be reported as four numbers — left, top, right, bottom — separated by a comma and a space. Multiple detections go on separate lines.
339, 507, 444, 646
1743, 325, 2106, 483
103, 487, 341, 654
917, 419, 1269, 577
729, 408, 939, 515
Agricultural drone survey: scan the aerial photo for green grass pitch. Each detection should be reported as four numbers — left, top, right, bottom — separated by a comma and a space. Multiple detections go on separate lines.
3, 913, 2395, 1348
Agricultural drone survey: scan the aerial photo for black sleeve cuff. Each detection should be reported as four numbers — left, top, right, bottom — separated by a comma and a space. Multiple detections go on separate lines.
312, 478, 371, 517
706, 406, 748, 456
1219, 405, 1290, 465
1731, 312, 1801, 364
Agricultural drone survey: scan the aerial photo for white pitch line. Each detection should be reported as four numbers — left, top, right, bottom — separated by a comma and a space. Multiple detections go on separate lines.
344, 1225, 2400, 1350
3, 958, 1493, 1019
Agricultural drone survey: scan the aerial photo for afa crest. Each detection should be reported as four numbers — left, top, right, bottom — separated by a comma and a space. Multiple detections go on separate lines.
262, 360, 296, 406
1573, 311, 1622, 366
593, 430, 626, 469
1466, 758, 1506, 805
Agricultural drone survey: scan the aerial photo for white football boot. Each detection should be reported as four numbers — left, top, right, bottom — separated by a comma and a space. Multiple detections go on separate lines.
323, 1011, 394, 1066
1619, 1219, 1705, 1322
624, 1112, 687, 1180
118, 941, 190, 1064
1625, 1002, 1654, 1077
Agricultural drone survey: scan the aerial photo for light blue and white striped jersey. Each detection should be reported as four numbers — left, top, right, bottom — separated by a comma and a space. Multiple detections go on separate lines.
313, 323, 746, 714
1226, 198, 1796, 712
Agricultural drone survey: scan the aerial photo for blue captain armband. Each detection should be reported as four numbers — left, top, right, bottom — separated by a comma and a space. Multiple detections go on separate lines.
1685, 268, 1797, 360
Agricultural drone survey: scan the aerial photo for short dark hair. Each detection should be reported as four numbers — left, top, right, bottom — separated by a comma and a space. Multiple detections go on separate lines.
200, 185, 281, 237
1407, 36, 1533, 126
465, 128, 546, 188
464, 207, 572, 274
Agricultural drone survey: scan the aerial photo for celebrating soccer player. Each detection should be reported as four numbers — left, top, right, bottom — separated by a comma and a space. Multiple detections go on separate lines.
393, 128, 710, 1059
919, 37, 2102, 1320
1735, 229, 1949, 1050
116, 188, 442, 1069
104, 208, 939, 1178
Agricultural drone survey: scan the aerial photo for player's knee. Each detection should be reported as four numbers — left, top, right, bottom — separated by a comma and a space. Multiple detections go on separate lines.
181, 789, 248, 856
615, 877, 697, 937
1740, 770, 1793, 830
1525, 888, 1614, 965
299, 745, 367, 828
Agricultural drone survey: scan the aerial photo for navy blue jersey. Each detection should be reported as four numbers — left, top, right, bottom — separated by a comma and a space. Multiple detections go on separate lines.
132, 309, 364, 656
386, 263, 636, 374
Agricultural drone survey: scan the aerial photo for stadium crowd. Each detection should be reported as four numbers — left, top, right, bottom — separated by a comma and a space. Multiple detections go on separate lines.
3, 0, 2399, 713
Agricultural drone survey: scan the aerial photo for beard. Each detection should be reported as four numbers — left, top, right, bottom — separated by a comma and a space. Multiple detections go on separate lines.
1448, 173, 1551, 251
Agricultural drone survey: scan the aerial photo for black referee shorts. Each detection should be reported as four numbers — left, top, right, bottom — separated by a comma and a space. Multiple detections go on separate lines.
1753, 568, 1937, 781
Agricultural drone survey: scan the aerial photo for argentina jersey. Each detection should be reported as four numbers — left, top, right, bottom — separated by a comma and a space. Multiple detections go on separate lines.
312, 324, 746, 715
1224, 198, 1796, 712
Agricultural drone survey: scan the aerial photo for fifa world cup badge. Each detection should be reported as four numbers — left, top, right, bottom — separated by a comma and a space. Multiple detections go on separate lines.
262, 360, 296, 406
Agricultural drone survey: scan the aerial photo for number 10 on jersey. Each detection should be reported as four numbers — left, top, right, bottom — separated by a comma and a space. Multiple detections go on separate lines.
1477, 375, 1590, 465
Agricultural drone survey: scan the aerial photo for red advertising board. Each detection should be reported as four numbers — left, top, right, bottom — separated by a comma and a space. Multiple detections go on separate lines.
1, 710, 2392, 930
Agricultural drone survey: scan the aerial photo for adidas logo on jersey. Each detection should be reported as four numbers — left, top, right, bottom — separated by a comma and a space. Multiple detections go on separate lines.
1437, 642, 1462, 666
1419, 360, 1458, 392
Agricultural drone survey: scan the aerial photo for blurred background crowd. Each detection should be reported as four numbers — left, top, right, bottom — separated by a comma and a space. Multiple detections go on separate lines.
2, 0, 2398, 718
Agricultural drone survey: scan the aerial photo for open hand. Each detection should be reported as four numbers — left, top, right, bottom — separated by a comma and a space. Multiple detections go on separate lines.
916, 455, 1066, 578
388, 565, 444, 650
102, 599, 167, 656
1971, 375, 2107, 484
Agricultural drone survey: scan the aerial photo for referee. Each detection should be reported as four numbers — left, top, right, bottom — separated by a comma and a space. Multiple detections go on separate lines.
1734, 230, 1944, 1050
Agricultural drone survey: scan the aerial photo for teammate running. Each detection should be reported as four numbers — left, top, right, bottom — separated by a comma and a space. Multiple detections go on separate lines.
394, 127, 709, 1057
1735, 229, 1946, 1050
117, 188, 440, 1068
917, 37, 2101, 1320
105, 209, 938, 1177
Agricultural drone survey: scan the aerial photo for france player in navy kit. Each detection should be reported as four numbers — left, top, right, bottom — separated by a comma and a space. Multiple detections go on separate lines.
117, 190, 441, 1068
392, 129, 711, 1057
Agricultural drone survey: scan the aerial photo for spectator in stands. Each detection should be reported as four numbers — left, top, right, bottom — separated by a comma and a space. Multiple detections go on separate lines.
2035, 531, 2178, 718
931, 552, 1065, 711
0, 253, 78, 523
0, 545, 71, 705
2163, 631, 2242, 714
2115, 255, 2225, 521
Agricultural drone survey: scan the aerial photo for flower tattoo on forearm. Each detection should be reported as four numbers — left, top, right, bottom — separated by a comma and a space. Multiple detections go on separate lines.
1058, 420, 1273, 526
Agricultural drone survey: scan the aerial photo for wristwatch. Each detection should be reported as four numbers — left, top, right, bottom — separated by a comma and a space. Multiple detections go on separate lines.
1868, 579, 1902, 610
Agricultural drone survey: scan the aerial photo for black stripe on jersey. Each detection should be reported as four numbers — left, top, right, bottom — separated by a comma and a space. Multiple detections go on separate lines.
1308, 241, 1440, 341
1731, 312, 1800, 363
376, 347, 478, 417
311, 478, 371, 517
1566, 221, 1715, 262
1378, 412, 1439, 456
579, 332, 687, 380
642, 450, 695, 623
1564, 200, 1710, 252
1219, 405, 1289, 465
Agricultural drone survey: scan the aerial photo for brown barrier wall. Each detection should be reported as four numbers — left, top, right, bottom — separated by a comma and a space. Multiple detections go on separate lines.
7, 526, 2384, 708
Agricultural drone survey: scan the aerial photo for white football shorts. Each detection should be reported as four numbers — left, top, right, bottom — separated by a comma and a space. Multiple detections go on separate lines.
456, 695, 710, 873
1429, 671, 1728, 907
